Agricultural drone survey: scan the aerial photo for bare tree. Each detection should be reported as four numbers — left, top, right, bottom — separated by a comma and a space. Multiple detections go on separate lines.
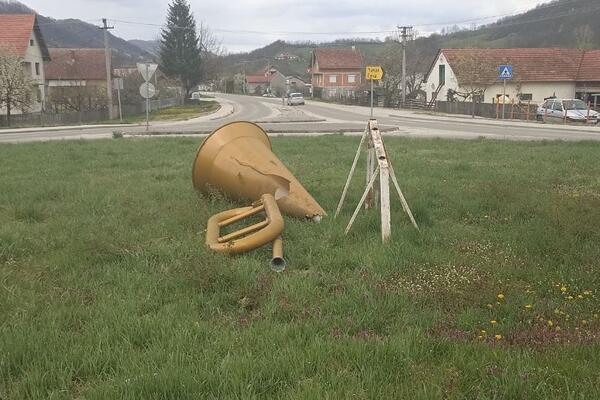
198, 21, 224, 84
575, 25, 595, 49
377, 39, 428, 107
0, 48, 34, 126
47, 85, 107, 113
449, 50, 497, 117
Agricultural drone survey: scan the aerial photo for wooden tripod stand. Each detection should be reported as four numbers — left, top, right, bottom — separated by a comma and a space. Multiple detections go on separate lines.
335, 119, 419, 241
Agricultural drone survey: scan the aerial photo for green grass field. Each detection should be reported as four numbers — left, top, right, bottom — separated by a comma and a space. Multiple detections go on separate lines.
1, 136, 600, 399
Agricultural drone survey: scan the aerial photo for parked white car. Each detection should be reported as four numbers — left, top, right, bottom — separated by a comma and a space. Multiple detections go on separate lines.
536, 99, 599, 123
287, 92, 305, 106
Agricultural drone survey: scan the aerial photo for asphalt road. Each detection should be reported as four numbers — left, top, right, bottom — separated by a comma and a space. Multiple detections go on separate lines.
2, 93, 600, 143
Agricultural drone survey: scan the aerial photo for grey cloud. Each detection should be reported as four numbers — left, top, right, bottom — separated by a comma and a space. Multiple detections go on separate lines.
24, 0, 545, 52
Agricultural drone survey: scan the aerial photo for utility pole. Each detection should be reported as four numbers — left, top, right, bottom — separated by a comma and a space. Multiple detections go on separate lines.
311, 49, 315, 99
398, 26, 412, 108
100, 18, 114, 120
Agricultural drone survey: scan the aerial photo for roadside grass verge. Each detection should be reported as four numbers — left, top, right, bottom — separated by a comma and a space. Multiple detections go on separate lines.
115, 101, 220, 124
1, 136, 599, 399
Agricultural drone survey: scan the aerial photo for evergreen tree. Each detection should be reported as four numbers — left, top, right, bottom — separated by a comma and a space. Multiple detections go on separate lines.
159, 0, 202, 97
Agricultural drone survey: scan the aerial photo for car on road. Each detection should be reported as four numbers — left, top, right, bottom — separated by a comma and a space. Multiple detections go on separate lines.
536, 99, 599, 123
262, 93, 275, 98
287, 92, 305, 106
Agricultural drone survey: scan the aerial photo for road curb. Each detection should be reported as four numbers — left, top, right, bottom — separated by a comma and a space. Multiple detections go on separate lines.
0, 123, 132, 134
252, 119, 327, 124
388, 113, 600, 134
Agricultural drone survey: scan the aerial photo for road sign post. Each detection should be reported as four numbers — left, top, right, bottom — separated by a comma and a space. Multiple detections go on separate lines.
137, 63, 158, 131
498, 65, 513, 120
366, 65, 384, 119
146, 64, 149, 131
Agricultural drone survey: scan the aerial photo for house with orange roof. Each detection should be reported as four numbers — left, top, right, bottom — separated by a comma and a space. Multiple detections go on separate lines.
425, 48, 600, 105
0, 14, 51, 113
44, 48, 110, 111
309, 47, 364, 98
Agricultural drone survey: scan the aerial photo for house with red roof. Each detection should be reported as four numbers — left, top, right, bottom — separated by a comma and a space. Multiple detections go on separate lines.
0, 14, 50, 113
245, 67, 287, 96
310, 47, 364, 98
44, 48, 110, 111
425, 48, 600, 105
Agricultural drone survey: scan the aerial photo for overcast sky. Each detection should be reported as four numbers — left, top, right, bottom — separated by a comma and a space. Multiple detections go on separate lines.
22, 0, 548, 53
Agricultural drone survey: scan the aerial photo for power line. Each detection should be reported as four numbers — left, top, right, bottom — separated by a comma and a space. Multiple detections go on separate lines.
30, 0, 598, 40
107, 0, 599, 38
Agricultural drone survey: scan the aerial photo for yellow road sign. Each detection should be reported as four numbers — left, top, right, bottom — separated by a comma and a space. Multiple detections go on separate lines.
366, 65, 383, 80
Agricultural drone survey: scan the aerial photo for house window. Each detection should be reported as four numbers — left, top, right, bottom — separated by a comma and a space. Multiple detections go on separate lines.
35, 63, 40, 75
439, 65, 446, 86
519, 93, 533, 101
347, 74, 355, 83
329, 75, 337, 83
30, 39, 34, 46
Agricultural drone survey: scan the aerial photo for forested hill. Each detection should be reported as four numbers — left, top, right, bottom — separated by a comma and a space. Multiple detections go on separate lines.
2, 0, 600, 74
223, 0, 600, 79
0, 1, 154, 66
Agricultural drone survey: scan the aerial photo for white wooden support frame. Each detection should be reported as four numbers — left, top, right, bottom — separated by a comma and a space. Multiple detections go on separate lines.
335, 118, 420, 242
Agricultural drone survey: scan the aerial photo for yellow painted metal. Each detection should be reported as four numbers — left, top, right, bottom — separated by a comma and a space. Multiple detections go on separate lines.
366, 65, 384, 80
270, 236, 285, 272
192, 121, 326, 220
206, 194, 284, 254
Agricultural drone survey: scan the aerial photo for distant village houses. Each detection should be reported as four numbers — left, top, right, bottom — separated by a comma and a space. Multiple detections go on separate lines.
0, 14, 50, 114
426, 48, 600, 106
44, 48, 109, 112
275, 52, 299, 61
310, 47, 364, 99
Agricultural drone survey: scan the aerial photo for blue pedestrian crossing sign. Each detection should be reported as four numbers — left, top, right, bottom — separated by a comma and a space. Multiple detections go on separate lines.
498, 65, 513, 80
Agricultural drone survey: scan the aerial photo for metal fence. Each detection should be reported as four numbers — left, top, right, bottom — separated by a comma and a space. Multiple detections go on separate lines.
0, 96, 184, 128
0, 110, 108, 128
434, 101, 539, 121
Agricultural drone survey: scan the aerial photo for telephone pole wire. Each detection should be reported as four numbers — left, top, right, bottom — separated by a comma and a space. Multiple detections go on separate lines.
100, 18, 115, 120
398, 25, 412, 108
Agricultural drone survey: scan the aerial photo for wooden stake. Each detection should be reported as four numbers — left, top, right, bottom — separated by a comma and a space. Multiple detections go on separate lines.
379, 164, 391, 241
335, 129, 368, 218
389, 163, 420, 231
345, 165, 379, 234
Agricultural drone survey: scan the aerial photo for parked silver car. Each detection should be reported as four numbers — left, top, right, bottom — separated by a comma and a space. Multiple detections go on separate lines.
287, 92, 305, 106
536, 99, 599, 123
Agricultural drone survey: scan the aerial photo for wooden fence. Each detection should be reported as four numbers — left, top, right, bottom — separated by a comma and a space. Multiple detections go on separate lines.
434, 101, 538, 121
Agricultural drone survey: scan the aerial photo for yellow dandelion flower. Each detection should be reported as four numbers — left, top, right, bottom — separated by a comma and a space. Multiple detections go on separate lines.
490, 320, 497, 325
561, 286, 567, 293
497, 293, 505, 300
478, 335, 484, 340
567, 295, 574, 300
481, 330, 487, 334
524, 304, 533, 309
547, 320, 554, 327
495, 334, 502, 340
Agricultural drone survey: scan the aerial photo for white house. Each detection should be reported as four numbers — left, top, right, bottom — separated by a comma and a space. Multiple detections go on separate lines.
425, 48, 600, 105
0, 14, 51, 114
